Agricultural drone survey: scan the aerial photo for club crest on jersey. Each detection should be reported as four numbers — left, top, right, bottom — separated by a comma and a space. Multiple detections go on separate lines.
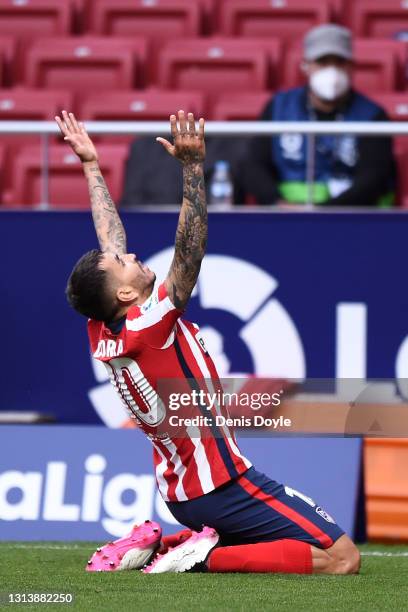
94, 339, 124, 358
141, 289, 159, 314
315, 506, 335, 524
195, 330, 208, 355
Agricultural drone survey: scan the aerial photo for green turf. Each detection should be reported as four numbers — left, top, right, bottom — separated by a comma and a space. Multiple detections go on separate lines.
0, 542, 407, 611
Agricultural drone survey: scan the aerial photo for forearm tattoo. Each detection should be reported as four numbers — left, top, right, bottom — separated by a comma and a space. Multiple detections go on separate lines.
170, 163, 207, 308
86, 165, 127, 254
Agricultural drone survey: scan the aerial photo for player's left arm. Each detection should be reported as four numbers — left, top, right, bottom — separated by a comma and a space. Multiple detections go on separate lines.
55, 110, 127, 255
157, 111, 207, 310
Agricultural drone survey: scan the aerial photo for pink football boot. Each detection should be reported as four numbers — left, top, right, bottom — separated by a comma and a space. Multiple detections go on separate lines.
86, 520, 162, 572
143, 526, 219, 574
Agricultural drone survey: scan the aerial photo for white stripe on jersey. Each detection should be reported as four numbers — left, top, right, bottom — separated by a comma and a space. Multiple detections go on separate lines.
153, 445, 170, 502
157, 437, 189, 502
178, 320, 252, 470
126, 297, 175, 332
161, 330, 175, 349
187, 425, 216, 494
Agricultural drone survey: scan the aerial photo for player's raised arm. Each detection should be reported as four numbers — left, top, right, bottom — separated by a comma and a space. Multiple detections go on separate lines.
157, 110, 207, 309
55, 110, 127, 255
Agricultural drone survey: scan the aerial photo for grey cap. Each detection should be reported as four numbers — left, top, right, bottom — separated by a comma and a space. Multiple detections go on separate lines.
304, 24, 353, 61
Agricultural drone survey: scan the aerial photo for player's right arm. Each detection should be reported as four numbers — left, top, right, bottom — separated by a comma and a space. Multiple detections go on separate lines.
55, 110, 127, 255
157, 110, 207, 310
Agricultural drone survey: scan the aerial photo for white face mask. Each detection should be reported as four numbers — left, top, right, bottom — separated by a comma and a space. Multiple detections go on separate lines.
309, 66, 350, 102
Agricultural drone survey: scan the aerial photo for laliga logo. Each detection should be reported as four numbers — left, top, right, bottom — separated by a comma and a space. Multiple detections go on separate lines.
89, 248, 306, 427
0, 454, 179, 537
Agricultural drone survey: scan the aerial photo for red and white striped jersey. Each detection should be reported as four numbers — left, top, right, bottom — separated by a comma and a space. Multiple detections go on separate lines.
88, 282, 251, 502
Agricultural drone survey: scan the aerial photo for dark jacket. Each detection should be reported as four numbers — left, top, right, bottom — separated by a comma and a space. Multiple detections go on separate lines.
243, 87, 396, 207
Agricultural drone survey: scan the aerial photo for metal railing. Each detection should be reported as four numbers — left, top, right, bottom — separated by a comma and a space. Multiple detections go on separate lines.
1, 120, 407, 208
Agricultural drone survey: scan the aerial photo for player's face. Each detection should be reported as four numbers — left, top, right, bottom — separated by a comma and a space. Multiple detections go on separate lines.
100, 252, 156, 296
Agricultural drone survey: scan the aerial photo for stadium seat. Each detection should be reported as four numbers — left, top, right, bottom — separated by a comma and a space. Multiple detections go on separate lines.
218, 0, 331, 41
211, 92, 272, 120
88, 0, 202, 40
0, 0, 72, 40
350, 1, 408, 39
157, 38, 268, 95
0, 87, 73, 120
80, 89, 206, 144
80, 89, 205, 121
22, 36, 147, 92
7, 144, 128, 208
0, 88, 75, 200
283, 39, 402, 93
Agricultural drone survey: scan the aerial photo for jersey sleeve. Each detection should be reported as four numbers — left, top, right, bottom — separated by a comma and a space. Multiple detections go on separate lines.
125, 282, 184, 349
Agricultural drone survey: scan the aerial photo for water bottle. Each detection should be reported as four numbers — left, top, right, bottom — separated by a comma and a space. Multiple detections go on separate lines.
209, 160, 233, 205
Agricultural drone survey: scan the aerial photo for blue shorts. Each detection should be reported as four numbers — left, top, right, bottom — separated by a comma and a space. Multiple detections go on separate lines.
167, 467, 344, 549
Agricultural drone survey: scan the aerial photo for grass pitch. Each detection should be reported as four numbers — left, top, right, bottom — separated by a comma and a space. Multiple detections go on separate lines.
0, 542, 407, 611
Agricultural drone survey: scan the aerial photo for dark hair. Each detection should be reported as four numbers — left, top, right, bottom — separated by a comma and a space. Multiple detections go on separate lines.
66, 249, 117, 322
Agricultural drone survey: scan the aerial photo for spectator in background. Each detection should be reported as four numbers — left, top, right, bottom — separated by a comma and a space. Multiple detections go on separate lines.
120, 135, 248, 206
243, 24, 396, 207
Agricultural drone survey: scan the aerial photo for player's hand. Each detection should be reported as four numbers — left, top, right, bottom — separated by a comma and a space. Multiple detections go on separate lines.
55, 110, 98, 163
156, 110, 205, 164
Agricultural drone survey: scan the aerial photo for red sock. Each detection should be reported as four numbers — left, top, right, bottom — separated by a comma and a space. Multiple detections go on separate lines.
207, 539, 313, 574
160, 529, 192, 554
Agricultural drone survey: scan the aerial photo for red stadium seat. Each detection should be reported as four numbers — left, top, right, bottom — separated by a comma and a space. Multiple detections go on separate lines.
0, 87, 73, 119
80, 89, 205, 121
22, 36, 147, 92
218, 0, 331, 41
350, 1, 408, 39
0, 88, 75, 199
283, 39, 403, 93
212, 91, 272, 120
7, 144, 128, 208
158, 38, 268, 95
0, 0, 72, 40
89, 0, 202, 40
80, 88, 206, 143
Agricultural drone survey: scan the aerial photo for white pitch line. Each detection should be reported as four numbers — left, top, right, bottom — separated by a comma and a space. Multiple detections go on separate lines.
3, 544, 94, 550
361, 552, 408, 557
2, 546, 408, 557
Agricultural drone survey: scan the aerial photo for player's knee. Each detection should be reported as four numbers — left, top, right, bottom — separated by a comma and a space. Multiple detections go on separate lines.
334, 544, 361, 575
346, 546, 361, 574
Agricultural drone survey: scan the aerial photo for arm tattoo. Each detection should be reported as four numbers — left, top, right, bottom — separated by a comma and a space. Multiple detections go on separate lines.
85, 164, 127, 254
169, 162, 207, 309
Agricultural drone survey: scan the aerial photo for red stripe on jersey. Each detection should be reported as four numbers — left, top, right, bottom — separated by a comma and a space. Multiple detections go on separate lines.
238, 476, 333, 549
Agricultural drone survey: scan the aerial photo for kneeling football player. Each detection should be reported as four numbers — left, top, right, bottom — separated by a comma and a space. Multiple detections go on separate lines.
56, 110, 360, 576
